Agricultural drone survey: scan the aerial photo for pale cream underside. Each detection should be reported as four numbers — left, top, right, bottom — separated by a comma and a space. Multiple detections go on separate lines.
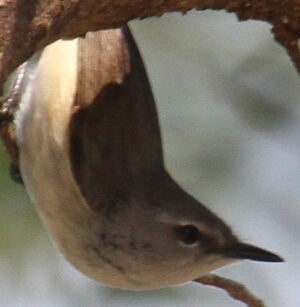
15, 39, 143, 289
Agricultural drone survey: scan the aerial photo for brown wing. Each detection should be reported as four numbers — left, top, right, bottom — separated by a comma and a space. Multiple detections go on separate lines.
69, 26, 164, 212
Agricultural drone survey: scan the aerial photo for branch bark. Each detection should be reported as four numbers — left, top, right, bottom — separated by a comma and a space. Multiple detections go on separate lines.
0, 0, 300, 90
195, 274, 265, 307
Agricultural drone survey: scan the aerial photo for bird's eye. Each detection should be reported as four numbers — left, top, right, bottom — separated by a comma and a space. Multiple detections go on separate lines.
175, 225, 201, 245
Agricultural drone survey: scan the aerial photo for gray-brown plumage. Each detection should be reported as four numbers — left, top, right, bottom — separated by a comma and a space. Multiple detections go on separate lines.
70, 27, 163, 212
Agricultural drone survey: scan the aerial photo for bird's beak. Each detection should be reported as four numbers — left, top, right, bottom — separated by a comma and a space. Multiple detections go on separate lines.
222, 242, 284, 262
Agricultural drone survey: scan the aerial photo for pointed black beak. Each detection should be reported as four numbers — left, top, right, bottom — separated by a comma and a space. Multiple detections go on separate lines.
222, 242, 284, 262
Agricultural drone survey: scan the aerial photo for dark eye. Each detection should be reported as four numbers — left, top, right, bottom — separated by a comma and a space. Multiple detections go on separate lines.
175, 225, 201, 245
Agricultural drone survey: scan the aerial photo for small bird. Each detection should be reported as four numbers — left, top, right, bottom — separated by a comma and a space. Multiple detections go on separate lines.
13, 26, 282, 290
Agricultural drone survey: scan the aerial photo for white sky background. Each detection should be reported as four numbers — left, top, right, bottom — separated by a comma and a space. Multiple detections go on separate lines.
1, 10, 300, 307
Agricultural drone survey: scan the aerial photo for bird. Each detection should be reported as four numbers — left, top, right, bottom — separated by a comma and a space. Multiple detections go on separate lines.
12, 25, 283, 290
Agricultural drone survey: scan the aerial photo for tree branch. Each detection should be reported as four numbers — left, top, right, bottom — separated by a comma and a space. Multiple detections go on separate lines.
1, 0, 300, 90
195, 274, 265, 307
